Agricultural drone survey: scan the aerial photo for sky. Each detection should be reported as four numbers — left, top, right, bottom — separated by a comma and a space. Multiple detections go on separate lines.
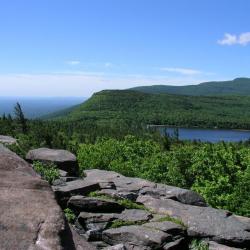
1, 0, 250, 97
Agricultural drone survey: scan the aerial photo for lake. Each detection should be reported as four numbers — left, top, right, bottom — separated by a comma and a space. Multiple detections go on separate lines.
155, 126, 250, 143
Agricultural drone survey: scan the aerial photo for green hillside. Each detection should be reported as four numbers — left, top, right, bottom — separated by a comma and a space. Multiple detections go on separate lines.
130, 78, 250, 96
51, 89, 250, 129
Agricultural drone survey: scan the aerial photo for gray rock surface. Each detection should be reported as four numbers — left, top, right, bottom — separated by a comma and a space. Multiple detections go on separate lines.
0, 135, 17, 145
143, 221, 185, 236
103, 225, 171, 248
53, 180, 100, 207
117, 209, 152, 222
26, 147, 78, 175
208, 241, 242, 250
0, 144, 75, 250
68, 195, 124, 213
137, 195, 250, 248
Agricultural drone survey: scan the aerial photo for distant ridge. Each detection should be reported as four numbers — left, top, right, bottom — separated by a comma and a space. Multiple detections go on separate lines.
130, 78, 250, 96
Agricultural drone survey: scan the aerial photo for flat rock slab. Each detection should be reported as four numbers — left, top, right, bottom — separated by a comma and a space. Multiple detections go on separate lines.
137, 195, 250, 248
53, 180, 100, 207
68, 196, 124, 213
0, 135, 17, 145
26, 148, 78, 175
117, 209, 152, 222
84, 169, 156, 193
0, 145, 75, 250
103, 225, 171, 248
143, 221, 185, 236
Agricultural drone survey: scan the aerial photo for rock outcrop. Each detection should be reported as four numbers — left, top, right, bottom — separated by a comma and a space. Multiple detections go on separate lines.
1, 144, 250, 250
26, 148, 78, 175
52, 169, 250, 250
0, 144, 94, 250
0, 135, 17, 145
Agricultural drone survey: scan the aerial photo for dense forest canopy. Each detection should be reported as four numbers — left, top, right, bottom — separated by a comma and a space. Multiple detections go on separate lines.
48, 89, 250, 129
130, 77, 250, 96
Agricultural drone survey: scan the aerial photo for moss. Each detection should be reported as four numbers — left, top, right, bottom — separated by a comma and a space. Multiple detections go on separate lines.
156, 215, 186, 228
109, 219, 144, 229
88, 191, 148, 210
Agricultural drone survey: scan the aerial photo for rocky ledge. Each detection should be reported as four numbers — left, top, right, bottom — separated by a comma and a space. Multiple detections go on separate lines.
51, 168, 250, 250
1, 143, 249, 250
0, 144, 94, 250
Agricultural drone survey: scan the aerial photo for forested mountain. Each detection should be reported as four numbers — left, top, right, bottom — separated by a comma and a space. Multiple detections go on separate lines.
49, 89, 250, 129
130, 78, 250, 96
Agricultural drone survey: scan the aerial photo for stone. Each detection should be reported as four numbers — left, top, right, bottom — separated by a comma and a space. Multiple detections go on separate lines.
91, 241, 111, 249
68, 196, 124, 213
69, 225, 96, 250
117, 209, 152, 222
137, 195, 250, 248
26, 147, 78, 175
99, 189, 138, 201
59, 169, 69, 177
103, 244, 127, 250
140, 184, 206, 206
0, 144, 75, 249
52, 180, 100, 207
83, 169, 156, 193
77, 211, 119, 232
163, 238, 186, 250
143, 221, 185, 236
103, 225, 172, 248
0, 135, 17, 145
208, 241, 242, 250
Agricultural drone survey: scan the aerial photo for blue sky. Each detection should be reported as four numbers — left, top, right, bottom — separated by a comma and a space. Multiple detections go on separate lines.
1, 0, 250, 97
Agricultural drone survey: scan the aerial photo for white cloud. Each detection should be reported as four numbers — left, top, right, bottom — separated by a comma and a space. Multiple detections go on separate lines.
0, 72, 214, 97
218, 32, 250, 46
66, 60, 81, 65
160, 67, 202, 75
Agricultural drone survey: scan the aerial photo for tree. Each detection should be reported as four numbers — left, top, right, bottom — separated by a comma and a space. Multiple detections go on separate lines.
14, 102, 27, 133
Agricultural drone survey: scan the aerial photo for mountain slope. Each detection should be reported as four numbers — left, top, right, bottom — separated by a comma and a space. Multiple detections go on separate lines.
130, 78, 250, 96
50, 89, 250, 129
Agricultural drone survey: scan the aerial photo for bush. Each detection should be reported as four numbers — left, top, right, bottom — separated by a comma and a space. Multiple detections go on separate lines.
77, 137, 250, 217
33, 161, 59, 184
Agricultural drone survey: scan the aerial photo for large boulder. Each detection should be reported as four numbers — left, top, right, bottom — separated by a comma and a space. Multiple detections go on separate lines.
137, 195, 250, 248
0, 135, 17, 145
26, 148, 78, 175
117, 209, 152, 222
0, 144, 76, 249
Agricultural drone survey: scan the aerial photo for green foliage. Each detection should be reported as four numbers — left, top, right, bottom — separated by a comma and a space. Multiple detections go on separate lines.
88, 191, 147, 210
78, 137, 250, 217
131, 78, 250, 96
189, 239, 209, 250
64, 208, 76, 224
109, 220, 142, 228
156, 216, 186, 228
50, 89, 250, 129
33, 161, 59, 184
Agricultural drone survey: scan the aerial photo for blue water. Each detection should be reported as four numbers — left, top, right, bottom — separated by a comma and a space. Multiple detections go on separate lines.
159, 127, 250, 142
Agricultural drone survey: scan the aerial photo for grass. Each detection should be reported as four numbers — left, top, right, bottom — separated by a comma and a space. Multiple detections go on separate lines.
156, 215, 186, 228
109, 219, 144, 229
189, 239, 209, 250
33, 161, 60, 184
64, 208, 76, 224
88, 191, 148, 210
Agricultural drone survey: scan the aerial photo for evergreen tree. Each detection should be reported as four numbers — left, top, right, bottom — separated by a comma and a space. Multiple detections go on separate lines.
14, 102, 27, 133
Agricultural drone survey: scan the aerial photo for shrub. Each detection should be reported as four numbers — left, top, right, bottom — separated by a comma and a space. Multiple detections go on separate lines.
33, 161, 59, 184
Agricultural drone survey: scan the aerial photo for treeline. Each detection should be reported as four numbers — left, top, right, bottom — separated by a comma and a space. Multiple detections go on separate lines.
1, 103, 250, 217
53, 90, 250, 129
